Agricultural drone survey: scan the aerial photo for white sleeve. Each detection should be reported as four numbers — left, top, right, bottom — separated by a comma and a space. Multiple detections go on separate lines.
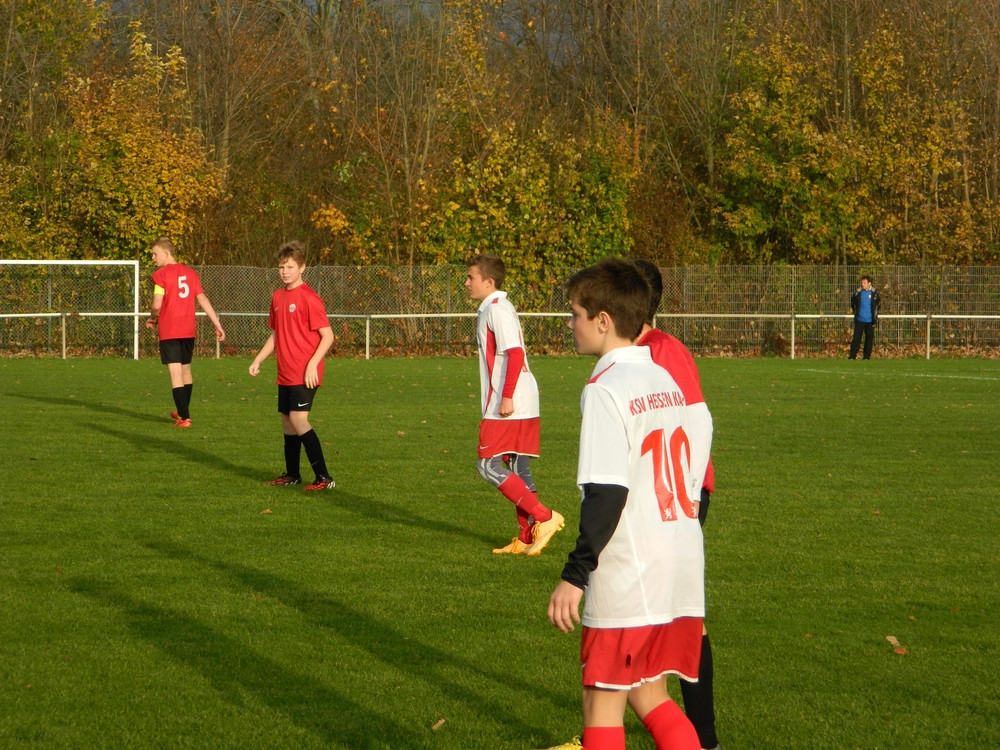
684, 402, 713, 496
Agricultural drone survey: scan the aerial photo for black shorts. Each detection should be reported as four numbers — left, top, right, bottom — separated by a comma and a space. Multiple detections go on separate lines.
160, 338, 195, 365
278, 384, 319, 414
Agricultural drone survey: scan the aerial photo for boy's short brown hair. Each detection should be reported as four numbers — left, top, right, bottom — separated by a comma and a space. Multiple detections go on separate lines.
277, 241, 307, 266
467, 253, 505, 289
631, 259, 663, 325
564, 258, 651, 341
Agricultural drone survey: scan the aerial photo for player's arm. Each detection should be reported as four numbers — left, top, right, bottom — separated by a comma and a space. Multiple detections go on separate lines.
549, 483, 628, 633
685, 402, 713, 498
498, 346, 524, 418
303, 326, 334, 388
249, 333, 275, 376
196, 292, 226, 341
146, 287, 164, 330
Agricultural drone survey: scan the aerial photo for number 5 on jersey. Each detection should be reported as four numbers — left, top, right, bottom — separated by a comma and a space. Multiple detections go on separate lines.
641, 427, 698, 522
177, 275, 190, 298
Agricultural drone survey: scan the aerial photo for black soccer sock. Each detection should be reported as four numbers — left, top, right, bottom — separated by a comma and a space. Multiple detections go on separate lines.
680, 634, 719, 749
299, 429, 329, 479
283, 433, 303, 478
171, 386, 191, 420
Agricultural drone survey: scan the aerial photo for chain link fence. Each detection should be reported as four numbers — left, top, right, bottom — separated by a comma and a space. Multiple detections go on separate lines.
3, 263, 1000, 358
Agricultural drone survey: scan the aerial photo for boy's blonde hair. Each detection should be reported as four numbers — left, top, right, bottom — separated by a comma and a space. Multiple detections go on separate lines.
564, 258, 651, 341
151, 237, 176, 257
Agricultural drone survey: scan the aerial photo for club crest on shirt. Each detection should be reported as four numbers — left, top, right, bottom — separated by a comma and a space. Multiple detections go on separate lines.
288, 303, 297, 313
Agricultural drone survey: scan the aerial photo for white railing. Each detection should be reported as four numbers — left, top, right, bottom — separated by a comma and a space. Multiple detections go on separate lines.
656, 312, 990, 360
4, 310, 996, 360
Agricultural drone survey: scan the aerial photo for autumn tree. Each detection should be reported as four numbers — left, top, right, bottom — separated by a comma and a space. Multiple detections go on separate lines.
57, 23, 221, 259
424, 117, 636, 307
0, 0, 104, 257
714, 32, 859, 264
852, 16, 977, 264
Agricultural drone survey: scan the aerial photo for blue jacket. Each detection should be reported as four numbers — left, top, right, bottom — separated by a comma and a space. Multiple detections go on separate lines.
851, 286, 881, 324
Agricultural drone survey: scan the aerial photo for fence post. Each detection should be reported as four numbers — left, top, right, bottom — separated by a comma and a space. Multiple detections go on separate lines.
61, 313, 67, 360
133, 260, 140, 360
790, 313, 796, 359
366, 316, 371, 360
926, 315, 932, 360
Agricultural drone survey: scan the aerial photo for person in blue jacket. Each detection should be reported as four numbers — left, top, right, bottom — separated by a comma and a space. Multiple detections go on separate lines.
849, 275, 881, 360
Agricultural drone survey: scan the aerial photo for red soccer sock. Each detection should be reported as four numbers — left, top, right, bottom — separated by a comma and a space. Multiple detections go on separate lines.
582, 726, 625, 750
516, 507, 533, 544
497, 474, 551, 522
642, 700, 700, 750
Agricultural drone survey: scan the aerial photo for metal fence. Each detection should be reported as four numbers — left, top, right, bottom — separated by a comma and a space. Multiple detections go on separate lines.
3, 263, 1000, 358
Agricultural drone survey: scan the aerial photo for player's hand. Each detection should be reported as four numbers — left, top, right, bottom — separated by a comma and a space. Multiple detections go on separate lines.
145, 318, 156, 330
249, 362, 260, 377
304, 363, 319, 389
216, 326, 226, 342
498, 396, 514, 418
548, 580, 583, 633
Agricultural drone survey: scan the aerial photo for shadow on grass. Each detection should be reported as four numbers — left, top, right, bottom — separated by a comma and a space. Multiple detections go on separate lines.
66, 575, 420, 749
144, 540, 563, 742
7, 393, 167, 425
85, 422, 261, 482
323, 489, 502, 548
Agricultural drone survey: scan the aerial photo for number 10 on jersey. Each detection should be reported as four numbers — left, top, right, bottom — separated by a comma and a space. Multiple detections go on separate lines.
641, 427, 698, 522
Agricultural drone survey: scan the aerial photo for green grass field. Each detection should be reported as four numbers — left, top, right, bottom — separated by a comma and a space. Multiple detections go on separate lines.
1, 354, 998, 749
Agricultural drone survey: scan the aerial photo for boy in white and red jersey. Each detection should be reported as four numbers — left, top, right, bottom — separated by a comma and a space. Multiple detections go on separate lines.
146, 237, 226, 428
465, 253, 564, 556
548, 258, 712, 750
249, 242, 335, 491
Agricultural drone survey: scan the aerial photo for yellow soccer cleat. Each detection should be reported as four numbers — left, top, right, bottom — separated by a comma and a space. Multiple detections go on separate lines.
534, 737, 582, 750
526, 511, 565, 556
492, 538, 530, 554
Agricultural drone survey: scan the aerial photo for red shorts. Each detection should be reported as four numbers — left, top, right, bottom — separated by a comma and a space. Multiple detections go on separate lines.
478, 417, 540, 458
580, 618, 703, 690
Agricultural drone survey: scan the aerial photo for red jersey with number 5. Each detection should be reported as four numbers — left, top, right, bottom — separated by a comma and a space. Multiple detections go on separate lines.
152, 264, 203, 340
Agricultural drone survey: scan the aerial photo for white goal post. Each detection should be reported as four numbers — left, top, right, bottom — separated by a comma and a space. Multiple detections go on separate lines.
0, 259, 141, 359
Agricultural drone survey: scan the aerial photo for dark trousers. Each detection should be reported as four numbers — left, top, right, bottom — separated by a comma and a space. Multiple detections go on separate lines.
849, 320, 875, 359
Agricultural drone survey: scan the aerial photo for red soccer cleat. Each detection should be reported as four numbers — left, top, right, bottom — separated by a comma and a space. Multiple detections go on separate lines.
303, 476, 336, 491
265, 474, 301, 486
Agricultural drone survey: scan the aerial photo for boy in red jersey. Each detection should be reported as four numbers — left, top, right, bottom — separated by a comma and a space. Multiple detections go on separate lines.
146, 237, 226, 428
249, 242, 336, 491
548, 259, 711, 750
633, 259, 720, 750
466, 253, 564, 555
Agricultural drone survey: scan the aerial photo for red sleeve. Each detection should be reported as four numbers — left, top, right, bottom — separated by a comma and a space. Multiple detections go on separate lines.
307, 290, 330, 331
267, 291, 278, 331
501, 347, 524, 398
640, 329, 704, 404
703, 458, 715, 493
